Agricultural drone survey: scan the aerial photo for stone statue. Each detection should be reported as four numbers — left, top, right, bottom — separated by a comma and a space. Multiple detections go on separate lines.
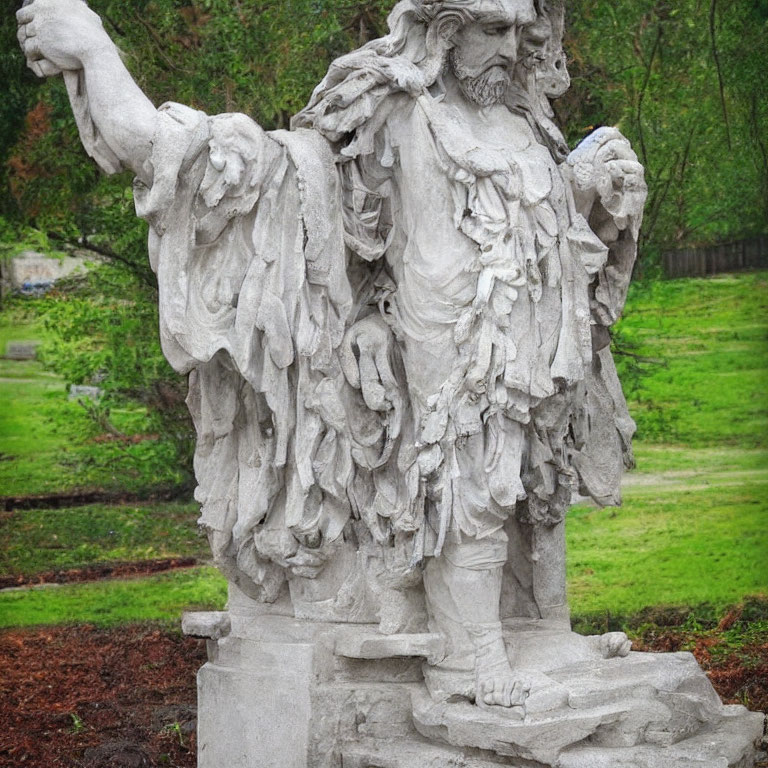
17, 1, 765, 766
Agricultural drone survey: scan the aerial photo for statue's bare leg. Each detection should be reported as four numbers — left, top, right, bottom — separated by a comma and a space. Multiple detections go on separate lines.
423, 537, 529, 710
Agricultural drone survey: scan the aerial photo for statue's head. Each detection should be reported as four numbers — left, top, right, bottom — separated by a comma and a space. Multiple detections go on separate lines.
384, 0, 562, 106
445, 0, 537, 106
296, 0, 569, 146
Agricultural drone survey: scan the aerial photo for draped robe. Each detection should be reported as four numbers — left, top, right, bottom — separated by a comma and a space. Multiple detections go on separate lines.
66, 48, 640, 617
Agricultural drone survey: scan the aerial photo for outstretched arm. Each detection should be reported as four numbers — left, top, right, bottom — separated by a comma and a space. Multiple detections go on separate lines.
17, 0, 157, 183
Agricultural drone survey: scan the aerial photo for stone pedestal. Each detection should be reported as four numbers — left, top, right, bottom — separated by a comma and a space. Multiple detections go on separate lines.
184, 606, 765, 768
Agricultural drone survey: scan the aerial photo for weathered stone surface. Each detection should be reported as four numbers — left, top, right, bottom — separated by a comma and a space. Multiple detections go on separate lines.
341, 740, 513, 767
4, 341, 39, 360
559, 705, 764, 768
19, 1, 763, 767
181, 611, 231, 640
334, 628, 444, 664
193, 613, 765, 768
413, 688, 626, 765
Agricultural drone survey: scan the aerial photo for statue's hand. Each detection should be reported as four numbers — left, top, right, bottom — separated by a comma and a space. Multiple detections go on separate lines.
340, 314, 400, 414
17, 0, 113, 78
566, 127, 647, 235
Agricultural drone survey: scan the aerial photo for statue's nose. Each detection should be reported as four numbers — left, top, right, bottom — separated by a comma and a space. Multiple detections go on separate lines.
499, 26, 520, 63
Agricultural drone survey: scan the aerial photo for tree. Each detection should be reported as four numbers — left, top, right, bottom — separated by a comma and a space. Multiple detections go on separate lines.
558, 0, 768, 259
2, 0, 765, 486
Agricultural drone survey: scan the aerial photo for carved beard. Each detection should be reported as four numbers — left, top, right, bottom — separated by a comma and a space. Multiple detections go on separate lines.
450, 55, 510, 108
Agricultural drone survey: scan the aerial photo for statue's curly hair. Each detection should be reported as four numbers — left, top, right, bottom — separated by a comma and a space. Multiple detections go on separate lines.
413, 0, 483, 22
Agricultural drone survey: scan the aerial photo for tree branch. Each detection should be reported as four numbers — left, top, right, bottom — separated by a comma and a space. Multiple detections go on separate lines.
45, 231, 157, 290
709, 0, 732, 150
133, 13, 192, 74
635, 22, 663, 168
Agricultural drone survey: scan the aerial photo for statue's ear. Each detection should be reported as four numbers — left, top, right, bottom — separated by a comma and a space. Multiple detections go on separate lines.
426, 9, 471, 53
433, 12, 465, 44
421, 9, 471, 83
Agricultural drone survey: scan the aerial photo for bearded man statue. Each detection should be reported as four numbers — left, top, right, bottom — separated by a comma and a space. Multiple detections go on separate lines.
19, 3, 765, 765
23, 3, 763, 768
17, 0, 646, 710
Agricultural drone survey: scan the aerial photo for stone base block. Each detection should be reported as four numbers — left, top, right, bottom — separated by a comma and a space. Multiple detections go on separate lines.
188, 612, 766, 768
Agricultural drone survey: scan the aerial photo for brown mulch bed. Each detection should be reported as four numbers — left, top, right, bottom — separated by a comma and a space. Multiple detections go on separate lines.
0, 559, 199, 590
0, 624, 765, 768
0, 625, 206, 768
1, 491, 180, 512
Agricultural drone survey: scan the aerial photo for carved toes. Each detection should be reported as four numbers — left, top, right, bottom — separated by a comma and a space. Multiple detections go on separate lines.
478, 676, 530, 709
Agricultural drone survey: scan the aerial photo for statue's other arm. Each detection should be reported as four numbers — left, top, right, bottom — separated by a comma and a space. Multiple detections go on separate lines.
17, 0, 157, 184
564, 127, 648, 333
566, 127, 647, 248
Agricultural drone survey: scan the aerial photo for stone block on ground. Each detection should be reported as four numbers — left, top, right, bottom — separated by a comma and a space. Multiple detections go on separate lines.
69, 385, 103, 401
4, 341, 40, 360
182, 611, 231, 640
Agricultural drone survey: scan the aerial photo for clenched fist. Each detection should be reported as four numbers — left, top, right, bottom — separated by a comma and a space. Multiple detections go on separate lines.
17, 0, 114, 77
567, 126, 647, 236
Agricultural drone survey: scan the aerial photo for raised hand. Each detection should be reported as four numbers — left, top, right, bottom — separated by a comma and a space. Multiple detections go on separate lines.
17, 0, 114, 77
566, 126, 647, 233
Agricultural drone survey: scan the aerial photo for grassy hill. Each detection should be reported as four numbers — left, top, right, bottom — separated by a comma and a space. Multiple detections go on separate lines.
0, 271, 766, 628
616, 272, 768, 449
568, 271, 767, 618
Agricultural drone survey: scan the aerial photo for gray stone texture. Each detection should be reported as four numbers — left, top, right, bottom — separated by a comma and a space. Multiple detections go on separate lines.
4, 341, 39, 360
191, 610, 764, 768
17, 0, 765, 765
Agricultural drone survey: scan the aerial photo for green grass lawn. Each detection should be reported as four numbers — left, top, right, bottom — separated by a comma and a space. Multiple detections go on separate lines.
615, 272, 768, 448
0, 567, 227, 628
0, 500, 222, 628
568, 481, 767, 618
0, 503, 208, 578
632, 444, 768, 475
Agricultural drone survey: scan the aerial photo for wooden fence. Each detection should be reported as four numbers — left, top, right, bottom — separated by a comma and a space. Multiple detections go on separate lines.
662, 236, 768, 279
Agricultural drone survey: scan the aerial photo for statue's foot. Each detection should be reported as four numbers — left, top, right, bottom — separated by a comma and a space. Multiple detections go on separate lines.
464, 621, 530, 716
476, 670, 530, 714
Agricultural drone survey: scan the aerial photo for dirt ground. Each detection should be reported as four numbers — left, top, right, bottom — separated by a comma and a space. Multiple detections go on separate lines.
0, 625, 205, 768
0, 559, 198, 590
0, 624, 765, 768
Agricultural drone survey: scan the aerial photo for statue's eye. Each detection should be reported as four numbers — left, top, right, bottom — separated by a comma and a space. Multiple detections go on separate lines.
484, 24, 512, 37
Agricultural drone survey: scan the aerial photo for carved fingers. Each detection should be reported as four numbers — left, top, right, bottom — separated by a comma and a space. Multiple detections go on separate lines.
16, 0, 108, 75
567, 127, 647, 225
341, 315, 401, 415
16, 4, 42, 70
18, 20, 63, 79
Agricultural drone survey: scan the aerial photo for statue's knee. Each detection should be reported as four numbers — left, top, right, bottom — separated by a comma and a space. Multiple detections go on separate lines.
441, 530, 508, 571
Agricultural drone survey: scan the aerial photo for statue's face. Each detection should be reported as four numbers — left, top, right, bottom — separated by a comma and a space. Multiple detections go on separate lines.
449, 0, 537, 107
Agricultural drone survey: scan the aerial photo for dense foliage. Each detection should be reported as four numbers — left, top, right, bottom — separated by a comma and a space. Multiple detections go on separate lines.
559, 0, 768, 256
0, 0, 765, 484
